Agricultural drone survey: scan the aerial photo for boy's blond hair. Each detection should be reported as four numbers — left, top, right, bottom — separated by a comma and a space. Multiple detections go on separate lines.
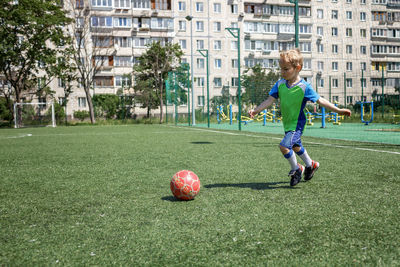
280, 49, 303, 68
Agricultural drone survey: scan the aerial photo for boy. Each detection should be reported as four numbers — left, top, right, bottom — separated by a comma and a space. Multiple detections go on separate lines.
249, 49, 351, 186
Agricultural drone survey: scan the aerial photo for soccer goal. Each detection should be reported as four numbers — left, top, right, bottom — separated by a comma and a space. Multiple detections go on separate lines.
14, 102, 56, 128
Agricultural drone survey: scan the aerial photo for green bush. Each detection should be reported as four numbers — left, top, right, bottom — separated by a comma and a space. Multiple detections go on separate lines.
73, 110, 90, 121
0, 97, 13, 126
93, 94, 120, 119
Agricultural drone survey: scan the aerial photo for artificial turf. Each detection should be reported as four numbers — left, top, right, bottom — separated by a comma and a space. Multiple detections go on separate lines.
0, 124, 399, 265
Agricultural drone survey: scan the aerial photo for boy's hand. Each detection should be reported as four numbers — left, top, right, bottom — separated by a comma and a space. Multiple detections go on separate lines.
338, 109, 352, 117
248, 110, 256, 119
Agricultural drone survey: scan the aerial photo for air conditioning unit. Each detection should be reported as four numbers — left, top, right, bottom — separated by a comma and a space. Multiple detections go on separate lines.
317, 34, 323, 40
239, 12, 244, 17
317, 71, 322, 76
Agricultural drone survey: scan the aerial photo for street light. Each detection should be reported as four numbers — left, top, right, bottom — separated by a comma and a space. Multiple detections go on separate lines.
197, 49, 210, 128
225, 27, 242, 131
185, 15, 195, 126
288, 0, 299, 48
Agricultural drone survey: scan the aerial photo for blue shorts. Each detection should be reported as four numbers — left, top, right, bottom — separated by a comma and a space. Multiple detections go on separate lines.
280, 130, 303, 149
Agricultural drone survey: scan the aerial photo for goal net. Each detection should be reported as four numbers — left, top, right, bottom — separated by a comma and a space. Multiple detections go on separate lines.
14, 102, 56, 128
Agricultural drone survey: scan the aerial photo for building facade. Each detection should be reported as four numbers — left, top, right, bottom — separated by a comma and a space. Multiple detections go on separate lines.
52, 0, 400, 117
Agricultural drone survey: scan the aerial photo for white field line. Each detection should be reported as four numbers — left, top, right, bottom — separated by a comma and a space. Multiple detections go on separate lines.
176, 126, 400, 156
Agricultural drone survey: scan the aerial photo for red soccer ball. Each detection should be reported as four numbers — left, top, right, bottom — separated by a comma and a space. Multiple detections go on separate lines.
170, 170, 201, 200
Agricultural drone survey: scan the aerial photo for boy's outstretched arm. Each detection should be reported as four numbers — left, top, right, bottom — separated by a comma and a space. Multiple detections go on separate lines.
249, 96, 277, 118
317, 97, 352, 116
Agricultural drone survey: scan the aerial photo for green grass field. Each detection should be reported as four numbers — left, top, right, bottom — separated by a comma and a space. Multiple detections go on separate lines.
1, 124, 400, 266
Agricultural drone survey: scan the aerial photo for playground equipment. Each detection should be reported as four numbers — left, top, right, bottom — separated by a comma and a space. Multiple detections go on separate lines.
217, 104, 236, 125
306, 107, 343, 128
360, 101, 374, 125
216, 104, 281, 125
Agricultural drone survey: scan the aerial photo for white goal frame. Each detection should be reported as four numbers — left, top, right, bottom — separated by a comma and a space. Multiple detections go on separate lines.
14, 102, 56, 128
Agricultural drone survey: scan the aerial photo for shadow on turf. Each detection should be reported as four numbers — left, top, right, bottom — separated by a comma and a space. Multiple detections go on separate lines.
204, 182, 295, 190
191, 141, 214, 144
161, 196, 195, 202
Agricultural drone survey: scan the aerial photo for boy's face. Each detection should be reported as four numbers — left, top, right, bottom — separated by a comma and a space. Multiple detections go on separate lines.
279, 58, 301, 82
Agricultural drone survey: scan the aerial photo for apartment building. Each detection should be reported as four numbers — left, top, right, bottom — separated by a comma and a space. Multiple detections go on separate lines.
48, 0, 400, 116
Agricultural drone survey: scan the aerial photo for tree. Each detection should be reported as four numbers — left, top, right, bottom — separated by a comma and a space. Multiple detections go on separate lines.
134, 41, 183, 123
241, 64, 280, 108
63, 0, 117, 124
0, 0, 72, 126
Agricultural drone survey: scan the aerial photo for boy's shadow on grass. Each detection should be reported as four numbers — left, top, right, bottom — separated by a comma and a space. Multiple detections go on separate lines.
204, 181, 295, 190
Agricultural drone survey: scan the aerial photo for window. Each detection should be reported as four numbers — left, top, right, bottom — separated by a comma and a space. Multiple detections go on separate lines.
232, 59, 238, 68
58, 78, 65, 88
361, 62, 367, 71
318, 44, 324, 53
214, 58, 222, 69
332, 62, 338, 71
214, 40, 221, 50
332, 27, 338, 36
197, 77, 204, 86
114, 17, 132, 27
114, 56, 132, 67
332, 79, 338, 88
346, 78, 353, 88
346, 28, 353, 37
213, 22, 221, 32
115, 37, 131, 48
78, 97, 87, 108
346, 0, 352, 3
178, 1, 185, 11
317, 9, 324, 19
91, 0, 112, 8
332, 10, 338, 19
332, 44, 338, 54
231, 77, 239, 87
92, 36, 112, 47
317, 27, 324, 36
198, 96, 205, 106
317, 78, 324, 88
196, 21, 204, 31
231, 4, 238, 14
179, 39, 187, 49
347, 96, 353, 104
231, 41, 238, 50
196, 2, 203, 12
360, 12, 366, 21
346, 45, 353, 54
91, 16, 113, 27
214, 77, 222, 87
318, 61, 324, 71
360, 29, 367, 38
196, 40, 204, 49
197, 58, 205, 69
361, 46, 367, 55
115, 75, 131, 87
346, 11, 352, 20
114, 0, 130, 8
346, 62, 353, 71
132, 0, 150, 8
179, 20, 186, 31
214, 3, 221, 13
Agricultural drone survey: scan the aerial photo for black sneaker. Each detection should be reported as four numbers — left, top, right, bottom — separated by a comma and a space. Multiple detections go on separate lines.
289, 164, 304, 186
304, 161, 320, 181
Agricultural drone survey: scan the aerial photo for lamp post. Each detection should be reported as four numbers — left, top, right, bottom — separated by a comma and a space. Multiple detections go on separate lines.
288, 0, 299, 48
226, 27, 242, 131
197, 49, 210, 128
185, 15, 195, 126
